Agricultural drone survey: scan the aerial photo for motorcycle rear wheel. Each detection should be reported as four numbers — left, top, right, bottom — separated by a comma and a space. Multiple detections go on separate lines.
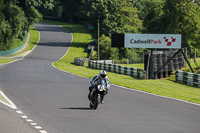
89, 103, 93, 109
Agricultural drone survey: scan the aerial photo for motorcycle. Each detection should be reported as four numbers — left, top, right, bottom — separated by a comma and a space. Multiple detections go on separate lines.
89, 79, 107, 110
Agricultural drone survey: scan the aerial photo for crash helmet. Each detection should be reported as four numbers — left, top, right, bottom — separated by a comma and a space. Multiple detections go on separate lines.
100, 70, 107, 78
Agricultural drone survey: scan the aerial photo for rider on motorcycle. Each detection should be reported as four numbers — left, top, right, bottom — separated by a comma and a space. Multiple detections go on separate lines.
88, 70, 110, 104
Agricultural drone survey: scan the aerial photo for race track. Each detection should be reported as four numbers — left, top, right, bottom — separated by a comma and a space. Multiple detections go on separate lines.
0, 23, 200, 133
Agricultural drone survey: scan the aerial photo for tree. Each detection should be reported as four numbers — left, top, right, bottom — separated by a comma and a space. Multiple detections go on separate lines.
136, 0, 164, 33
78, 0, 142, 35
161, 0, 200, 48
0, 0, 14, 49
17, 0, 54, 26
99, 34, 119, 60
0, 0, 55, 50
38, 0, 63, 18
59, 0, 81, 21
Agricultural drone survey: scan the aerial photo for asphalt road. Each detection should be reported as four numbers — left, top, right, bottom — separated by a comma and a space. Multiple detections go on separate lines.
0, 23, 200, 133
0, 103, 38, 133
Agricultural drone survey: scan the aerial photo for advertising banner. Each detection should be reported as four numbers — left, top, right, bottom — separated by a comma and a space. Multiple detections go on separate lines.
124, 34, 181, 49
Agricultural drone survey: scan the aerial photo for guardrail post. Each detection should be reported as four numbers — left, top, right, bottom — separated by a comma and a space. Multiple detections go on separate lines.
187, 72, 193, 86
193, 74, 198, 87
183, 72, 188, 84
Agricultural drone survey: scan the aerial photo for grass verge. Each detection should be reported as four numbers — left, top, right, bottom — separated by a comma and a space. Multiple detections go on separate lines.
119, 63, 144, 69
0, 26, 39, 64
0, 58, 15, 64
0, 92, 10, 105
26, 26, 40, 51
43, 20, 200, 104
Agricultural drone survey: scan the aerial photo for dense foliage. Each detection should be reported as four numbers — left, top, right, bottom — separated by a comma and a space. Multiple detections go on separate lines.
0, 0, 54, 50
49, 0, 200, 60
77, 0, 142, 35
1, 0, 200, 61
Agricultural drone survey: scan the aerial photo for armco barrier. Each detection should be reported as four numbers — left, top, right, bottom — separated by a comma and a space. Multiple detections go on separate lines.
74, 58, 84, 66
0, 33, 29, 56
74, 58, 89, 66
88, 60, 146, 79
175, 70, 200, 87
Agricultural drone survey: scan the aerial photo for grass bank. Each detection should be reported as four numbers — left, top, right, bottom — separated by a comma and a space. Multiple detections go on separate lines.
0, 26, 39, 64
119, 63, 144, 69
43, 20, 200, 104
0, 91, 10, 105
0, 58, 15, 64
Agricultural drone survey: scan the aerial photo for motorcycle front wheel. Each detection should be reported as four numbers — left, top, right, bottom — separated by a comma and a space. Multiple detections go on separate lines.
93, 94, 99, 110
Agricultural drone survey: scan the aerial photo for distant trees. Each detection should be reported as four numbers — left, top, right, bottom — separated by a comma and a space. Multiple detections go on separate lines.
162, 0, 200, 49
39, 0, 200, 60
0, 0, 54, 50
77, 0, 142, 35
98, 34, 119, 60
76, 0, 143, 60
137, 0, 200, 58
1, 0, 200, 60
136, 0, 200, 48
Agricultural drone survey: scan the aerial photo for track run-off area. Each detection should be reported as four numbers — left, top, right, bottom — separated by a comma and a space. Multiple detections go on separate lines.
0, 23, 200, 133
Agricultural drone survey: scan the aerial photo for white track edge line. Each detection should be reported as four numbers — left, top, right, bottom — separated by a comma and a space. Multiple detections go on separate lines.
111, 84, 200, 107
0, 29, 48, 132
52, 64, 200, 107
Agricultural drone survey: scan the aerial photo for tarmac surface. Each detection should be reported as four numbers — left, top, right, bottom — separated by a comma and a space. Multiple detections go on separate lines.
0, 23, 200, 133
0, 104, 37, 133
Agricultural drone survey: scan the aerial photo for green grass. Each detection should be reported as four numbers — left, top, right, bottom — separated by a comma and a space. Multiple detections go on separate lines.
0, 58, 15, 64
181, 58, 200, 74
118, 63, 144, 69
119, 58, 200, 70
0, 26, 39, 64
27, 26, 40, 51
43, 20, 200, 104
187, 58, 200, 67
9, 38, 24, 50
0, 92, 10, 105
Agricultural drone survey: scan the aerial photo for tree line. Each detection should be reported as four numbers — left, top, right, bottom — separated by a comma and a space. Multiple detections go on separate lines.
0, 0, 53, 50
1, 0, 200, 62
40, 0, 200, 61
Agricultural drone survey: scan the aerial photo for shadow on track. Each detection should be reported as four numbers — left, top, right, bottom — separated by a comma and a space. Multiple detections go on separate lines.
59, 107, 92, 110
37, 42, 71, 47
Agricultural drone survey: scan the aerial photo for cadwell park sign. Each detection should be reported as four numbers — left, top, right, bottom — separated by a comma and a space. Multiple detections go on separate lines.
111, 33, 182, 49
125, 34, 181, 49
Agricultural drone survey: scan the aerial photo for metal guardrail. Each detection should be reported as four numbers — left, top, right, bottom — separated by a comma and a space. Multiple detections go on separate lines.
74, 57, 90, 66
88, 60, 146, 79
0, 33, 29, 56
74, 58, 84, 66
175, 70, 200, 87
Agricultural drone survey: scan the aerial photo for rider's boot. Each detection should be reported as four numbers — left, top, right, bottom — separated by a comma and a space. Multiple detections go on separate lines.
100, 94, 105, 104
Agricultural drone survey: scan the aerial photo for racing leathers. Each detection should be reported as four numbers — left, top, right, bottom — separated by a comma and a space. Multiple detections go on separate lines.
88, 74, 110, 103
